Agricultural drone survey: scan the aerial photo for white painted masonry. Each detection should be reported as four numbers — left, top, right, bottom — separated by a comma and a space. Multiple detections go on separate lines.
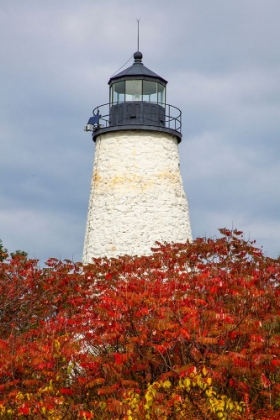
82, 129, 192, 263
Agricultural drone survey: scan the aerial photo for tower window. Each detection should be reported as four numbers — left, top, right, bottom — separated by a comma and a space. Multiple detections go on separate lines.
158, 83, 166, 106
125, 80, 142, 102
143, 81, 157, 103
110, 80, 166, 105
111, 81, 125, 104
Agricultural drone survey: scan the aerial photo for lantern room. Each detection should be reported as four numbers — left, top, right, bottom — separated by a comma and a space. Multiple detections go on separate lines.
108, 51, 167, 129
85, 51, 182, 142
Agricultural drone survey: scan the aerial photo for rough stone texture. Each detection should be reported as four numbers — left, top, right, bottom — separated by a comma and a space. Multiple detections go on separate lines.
83, 130, 192, 263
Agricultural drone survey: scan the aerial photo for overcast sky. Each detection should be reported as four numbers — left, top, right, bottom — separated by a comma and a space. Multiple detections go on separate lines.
1, 0, 280, 263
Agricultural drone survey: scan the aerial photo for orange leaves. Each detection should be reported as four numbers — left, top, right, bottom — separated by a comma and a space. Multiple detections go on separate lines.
85, 378, 105, 389
197, 336, 219, 345
97, 384, 119, 395
153, 319, 176, 332
106, 399, 129, 415
121, 379, 139, 388
22, 379, 41, 387
0, 229, 279, 418
180, 328, 191, 340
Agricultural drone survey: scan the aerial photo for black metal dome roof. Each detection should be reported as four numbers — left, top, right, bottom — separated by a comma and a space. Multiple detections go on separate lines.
108, 51, 167, 85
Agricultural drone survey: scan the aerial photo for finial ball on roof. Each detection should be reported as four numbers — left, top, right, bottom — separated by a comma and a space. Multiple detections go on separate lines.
134, 51, 143, 62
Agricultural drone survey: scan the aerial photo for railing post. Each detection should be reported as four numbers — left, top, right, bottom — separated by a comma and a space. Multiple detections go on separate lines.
168, 105, 170, 129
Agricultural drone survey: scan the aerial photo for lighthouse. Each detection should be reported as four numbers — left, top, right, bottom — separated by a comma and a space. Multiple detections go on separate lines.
83, 51, 192, 263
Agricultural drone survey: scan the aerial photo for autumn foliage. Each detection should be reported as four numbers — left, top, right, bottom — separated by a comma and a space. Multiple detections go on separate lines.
0, 229, 280, 419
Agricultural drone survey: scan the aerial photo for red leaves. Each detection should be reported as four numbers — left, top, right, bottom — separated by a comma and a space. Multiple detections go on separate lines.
79, 411, 94, 419
261, 373, 271, 389
0, 229, 279, 418
60, 388, 74, 395
114, 352, 129, 364
18, 404, 30, 415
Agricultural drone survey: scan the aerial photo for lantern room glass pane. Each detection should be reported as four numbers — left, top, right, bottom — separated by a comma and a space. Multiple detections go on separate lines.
143, 81, 157, 103
125, 80, 142, 101
111, 81, 125, 104
158, 83, 166, 106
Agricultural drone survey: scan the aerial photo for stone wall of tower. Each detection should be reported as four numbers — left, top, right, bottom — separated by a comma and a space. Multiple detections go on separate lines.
83, 130, 192, 263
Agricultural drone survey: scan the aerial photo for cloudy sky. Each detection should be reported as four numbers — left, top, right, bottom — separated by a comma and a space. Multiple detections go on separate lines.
1, 0, 280, 263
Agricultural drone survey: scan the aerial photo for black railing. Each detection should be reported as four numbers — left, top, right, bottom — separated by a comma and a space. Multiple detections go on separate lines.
90, 102, 182, 134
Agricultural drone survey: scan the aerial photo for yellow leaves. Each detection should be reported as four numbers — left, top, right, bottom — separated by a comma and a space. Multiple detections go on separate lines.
120, 391, 141, 419
16, 391, 24, 401
207, 392, 245, 420
165, 368, 246, 420
0, 237, 279, 420
205, 388, 213, 398
53, 339, 60, 351
179, 377, 191, 391
202, 366, 207, 376
0, 404, 15, 419
144, 382, 158, 414
99, 401, 107, 410
39, 379, 54, 394
2, 369, 246, 420
67, 361, 74, 374
132, 369, 244, 419
162, 380, 172, 389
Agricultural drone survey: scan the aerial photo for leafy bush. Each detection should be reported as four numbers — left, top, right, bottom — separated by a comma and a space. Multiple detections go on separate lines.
0, 229, 279, 419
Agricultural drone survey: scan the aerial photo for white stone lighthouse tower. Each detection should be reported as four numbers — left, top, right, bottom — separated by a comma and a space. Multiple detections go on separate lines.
83, 51, 192, 263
